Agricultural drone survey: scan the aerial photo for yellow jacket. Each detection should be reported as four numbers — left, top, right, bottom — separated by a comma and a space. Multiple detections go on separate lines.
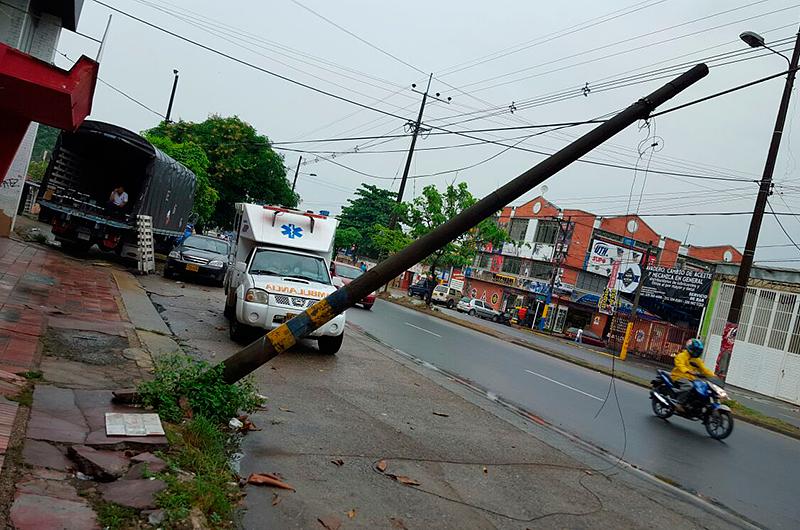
671, 349, 716, 381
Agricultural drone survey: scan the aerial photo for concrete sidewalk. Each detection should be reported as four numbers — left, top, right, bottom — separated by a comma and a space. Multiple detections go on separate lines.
238, 329, 753, 529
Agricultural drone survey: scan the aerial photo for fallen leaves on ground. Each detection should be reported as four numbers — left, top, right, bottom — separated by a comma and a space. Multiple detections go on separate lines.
272, 493, 282, 506
247, 473, 295, 491
317, 516, 342, 530
376, 460, 387, 473
387, 474, 420, 486
279, 406, 295, 413
432, 411, 449, 417
238, 415, 261, 432
346, 509, 357, 519
330, 459, 344, 467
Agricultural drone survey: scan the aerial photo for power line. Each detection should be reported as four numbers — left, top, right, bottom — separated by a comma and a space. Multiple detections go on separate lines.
55, 50, 166, 118
288, 0, 427, 77
89, 0, 413, 122
767, 199, 800, 252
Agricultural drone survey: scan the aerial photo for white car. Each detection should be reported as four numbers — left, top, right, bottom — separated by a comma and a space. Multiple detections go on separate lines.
455, 297, 500, 320
431, 285, 462, 308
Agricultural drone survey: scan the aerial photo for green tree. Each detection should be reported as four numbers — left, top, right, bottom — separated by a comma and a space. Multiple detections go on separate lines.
27, 160, 48, 182
146, 116, 296, 228
334, 226, 361, 253
337, 184, 399, 258
371, 224, 411, 256
32, 125, 60, 161
144, 133, 219, 229
401, 183, 507, 278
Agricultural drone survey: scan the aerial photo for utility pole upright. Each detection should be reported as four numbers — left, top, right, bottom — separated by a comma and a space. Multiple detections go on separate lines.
389, 74, 450, 228
716, 28, 800, 381
292, 156, 302, 193
165, 69, 179, 123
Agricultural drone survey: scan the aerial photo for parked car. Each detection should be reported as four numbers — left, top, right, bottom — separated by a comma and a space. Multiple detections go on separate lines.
164, 235, 229, 285
456, 297, 501, 321
408, 279, 435, 298
331, 262, 376, 310
431, 285, 462, 308
564, 327, 607, 347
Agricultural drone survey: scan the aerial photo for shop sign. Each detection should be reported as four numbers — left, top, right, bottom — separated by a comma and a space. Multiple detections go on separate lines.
641, 266, 712, 308
587, 239, 643, 277
598, 288, 618, 315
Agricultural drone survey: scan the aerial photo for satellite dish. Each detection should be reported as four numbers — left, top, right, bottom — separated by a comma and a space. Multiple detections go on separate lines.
541, 185, 549, 196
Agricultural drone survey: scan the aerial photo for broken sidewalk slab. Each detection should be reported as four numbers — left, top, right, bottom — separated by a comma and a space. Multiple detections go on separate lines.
22, 439, 72, 471
67, 445, 130, 481
98, 478, 167, 509
11, 493, 99, 530
125, 452, 167, 479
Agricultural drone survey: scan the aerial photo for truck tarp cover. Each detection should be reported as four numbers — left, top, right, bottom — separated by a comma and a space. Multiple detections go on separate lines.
52, 120, 196, 234
138, 148, 196, 233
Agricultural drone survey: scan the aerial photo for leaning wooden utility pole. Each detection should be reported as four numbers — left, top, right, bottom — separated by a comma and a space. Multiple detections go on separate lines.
220, 64, 709, 384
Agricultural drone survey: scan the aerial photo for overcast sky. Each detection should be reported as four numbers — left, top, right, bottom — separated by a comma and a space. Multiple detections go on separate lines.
55, 0, 800, 266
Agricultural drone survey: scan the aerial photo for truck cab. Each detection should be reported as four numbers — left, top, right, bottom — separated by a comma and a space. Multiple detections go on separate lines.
223, 204, 345, 354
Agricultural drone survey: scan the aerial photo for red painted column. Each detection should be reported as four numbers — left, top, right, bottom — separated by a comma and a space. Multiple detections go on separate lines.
0, 114, 31, 186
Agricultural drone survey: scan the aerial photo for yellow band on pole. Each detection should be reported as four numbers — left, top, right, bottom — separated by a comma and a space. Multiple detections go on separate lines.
620, 322, 634, 361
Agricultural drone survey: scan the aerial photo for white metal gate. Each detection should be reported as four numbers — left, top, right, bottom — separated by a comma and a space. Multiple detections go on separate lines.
706, 283, 800, 405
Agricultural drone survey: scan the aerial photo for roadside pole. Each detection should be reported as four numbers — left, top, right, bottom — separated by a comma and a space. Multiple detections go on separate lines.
715, 28, 800, 382
620, 243, 652, 360
291, 156, 302, 193
220, 65, 709, 384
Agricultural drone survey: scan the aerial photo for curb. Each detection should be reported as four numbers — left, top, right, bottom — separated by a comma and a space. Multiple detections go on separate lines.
379, 295, 800, 441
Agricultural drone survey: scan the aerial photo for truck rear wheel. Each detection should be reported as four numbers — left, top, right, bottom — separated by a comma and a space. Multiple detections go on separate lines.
318, 332, 344, 355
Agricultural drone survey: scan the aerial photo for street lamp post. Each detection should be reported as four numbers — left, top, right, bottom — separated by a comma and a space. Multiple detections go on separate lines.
715, 28, 800, 381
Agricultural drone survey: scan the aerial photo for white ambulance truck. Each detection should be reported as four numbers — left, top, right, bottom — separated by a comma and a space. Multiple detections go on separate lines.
223, 204, 346, 354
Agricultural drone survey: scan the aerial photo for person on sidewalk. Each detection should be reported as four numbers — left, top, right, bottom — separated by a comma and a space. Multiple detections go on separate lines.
517, 305, 528, 326
671, 339, 716, 409
575, 328, 583, 343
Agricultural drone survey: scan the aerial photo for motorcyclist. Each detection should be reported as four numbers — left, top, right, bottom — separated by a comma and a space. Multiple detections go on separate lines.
671, 338, 716, 410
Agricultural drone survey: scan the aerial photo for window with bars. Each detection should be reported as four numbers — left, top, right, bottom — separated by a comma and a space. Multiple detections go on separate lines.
528, 261, 552, 280
534, 220, 559, 244
508, 218, 529, 242
710, 284, 734, 336
748, 290, 776, 346
768, 293, 797, 350
788, 309, 800, 354
501, 256, 522, 275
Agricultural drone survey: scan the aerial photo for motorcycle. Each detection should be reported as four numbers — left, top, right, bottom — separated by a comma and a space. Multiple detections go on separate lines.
649, 369, 734, 440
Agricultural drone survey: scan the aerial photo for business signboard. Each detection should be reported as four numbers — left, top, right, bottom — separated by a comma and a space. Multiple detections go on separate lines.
641, 267, 712, 308
586, 239, 643, 277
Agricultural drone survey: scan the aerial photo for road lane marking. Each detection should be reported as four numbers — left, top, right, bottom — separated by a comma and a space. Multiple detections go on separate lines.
524, 369, 603, 401
404, 322, 442, 338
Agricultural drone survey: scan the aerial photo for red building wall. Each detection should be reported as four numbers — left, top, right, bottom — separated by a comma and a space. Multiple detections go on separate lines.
659, 238, 681, 267
465, 278, 506, 310
687, 245, 742, 264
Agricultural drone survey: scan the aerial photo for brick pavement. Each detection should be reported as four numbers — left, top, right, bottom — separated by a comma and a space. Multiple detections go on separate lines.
0, 238, 132, 528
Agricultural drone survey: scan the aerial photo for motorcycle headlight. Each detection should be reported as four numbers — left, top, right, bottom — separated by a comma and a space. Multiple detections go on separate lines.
244, 288, 269, 304
709, 382, 728, 400
168, 250, 180, 259
208, 259, 225, 268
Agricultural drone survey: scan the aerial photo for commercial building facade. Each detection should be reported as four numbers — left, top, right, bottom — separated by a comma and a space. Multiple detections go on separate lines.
464, 195, 742, 344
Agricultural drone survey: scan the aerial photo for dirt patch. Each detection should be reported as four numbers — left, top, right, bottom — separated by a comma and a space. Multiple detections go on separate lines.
41, 329, 129, 366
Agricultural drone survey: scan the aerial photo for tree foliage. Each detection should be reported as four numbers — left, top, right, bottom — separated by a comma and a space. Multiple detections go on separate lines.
32, 125, 60, 162
371, 224, 411, 256
337, 184, 399, 258
146, 116, 296, 228
144, 133, 219, 228
27, 160, 48, 182
400, 183, 507, 273
333, 226, 361, 252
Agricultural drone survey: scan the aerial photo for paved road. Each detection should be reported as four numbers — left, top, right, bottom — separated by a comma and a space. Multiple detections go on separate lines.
348, 300, 800, 529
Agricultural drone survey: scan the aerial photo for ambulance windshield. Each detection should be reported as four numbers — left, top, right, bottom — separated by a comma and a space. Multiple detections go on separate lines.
249, 249, 331, 284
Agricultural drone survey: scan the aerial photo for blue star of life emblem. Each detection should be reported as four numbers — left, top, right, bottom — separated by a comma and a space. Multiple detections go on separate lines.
281, 223, 303, 239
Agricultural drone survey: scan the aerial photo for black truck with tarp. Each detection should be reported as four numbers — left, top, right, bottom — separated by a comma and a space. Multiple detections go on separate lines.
36, 120, 195, 256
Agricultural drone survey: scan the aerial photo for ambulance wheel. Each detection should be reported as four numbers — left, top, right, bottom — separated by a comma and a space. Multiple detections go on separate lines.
318, 332, 344, 355
229, 317, 256, 344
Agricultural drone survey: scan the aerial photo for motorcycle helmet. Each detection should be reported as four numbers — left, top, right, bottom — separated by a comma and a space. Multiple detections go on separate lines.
687, 338, 704, 358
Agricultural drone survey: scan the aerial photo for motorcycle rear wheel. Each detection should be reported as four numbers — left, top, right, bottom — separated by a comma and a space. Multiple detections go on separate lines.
705, 409, 734, 440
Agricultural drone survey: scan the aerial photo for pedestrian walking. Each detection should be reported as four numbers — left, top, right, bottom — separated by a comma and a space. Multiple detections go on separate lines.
575, 328, 584, 343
